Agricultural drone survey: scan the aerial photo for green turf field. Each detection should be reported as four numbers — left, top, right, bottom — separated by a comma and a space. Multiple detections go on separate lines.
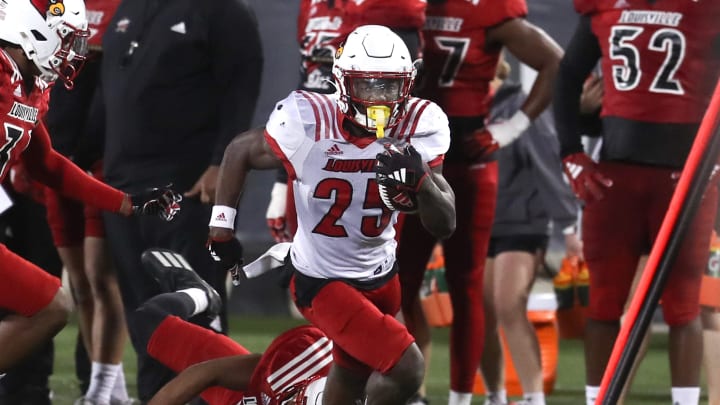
48, 316, 693, 404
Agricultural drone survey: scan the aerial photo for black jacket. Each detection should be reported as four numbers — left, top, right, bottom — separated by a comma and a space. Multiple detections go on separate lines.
100, 0, 263, 191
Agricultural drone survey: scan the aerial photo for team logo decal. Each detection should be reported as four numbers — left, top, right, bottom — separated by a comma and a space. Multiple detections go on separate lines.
48, 0, 65, 16
335, 46, 343, 59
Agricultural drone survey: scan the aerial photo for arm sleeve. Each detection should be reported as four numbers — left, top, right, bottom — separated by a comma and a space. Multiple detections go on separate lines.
209, 0, 264, 165
553, 15, 602, 158
21, 123, 124, 212
525, 112, 579, 230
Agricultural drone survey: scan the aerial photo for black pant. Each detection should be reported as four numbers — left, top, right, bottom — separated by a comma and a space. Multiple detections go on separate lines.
0, 193, 62, 404
102, 197, 227, 402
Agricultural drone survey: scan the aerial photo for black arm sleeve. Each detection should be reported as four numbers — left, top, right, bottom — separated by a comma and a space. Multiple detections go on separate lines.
275, 167, 288, 183
553, 15, 602, 158
209, 0, 264, 165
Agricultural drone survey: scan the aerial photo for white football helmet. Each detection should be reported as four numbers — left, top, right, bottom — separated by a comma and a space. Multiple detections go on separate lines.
332, 25, 416, 131
0, 0, 88, 87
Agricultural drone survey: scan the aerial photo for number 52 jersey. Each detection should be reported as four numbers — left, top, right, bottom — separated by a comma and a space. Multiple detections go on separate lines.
264, 91, 450, 281
576, 0, 720, 124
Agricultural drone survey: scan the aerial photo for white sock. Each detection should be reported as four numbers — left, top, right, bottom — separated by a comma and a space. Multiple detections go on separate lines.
449, 390, 472, 405
111, 363, 129, 401
524, 391, 545, 405
671, 387, 700, 405
586, 385, 599, 405
86, 362, 121, 404
486, 389, 507, 404
178, 288, 208, 316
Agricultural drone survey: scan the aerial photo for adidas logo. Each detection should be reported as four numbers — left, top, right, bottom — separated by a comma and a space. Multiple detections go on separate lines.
215, 212, 227, 222
170, 21, 187, 34
565, 162, 583, 180
325, 144, 343, 156
13, 85, 21, 98
614, 0, 629, 8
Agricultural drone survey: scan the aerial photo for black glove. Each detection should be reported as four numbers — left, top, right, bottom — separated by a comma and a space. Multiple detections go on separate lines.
374, 144, 428, 193
208, 236, 245, 285
130, 186, 182, 221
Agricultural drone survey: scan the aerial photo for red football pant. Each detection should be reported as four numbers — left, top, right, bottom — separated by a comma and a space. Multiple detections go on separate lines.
147, 315, 249, 405
583, 162, 718, 325
398, 161, 498, 392
44, 162, 105, 247
0, 243, 62, 316
290, 274, 414, 376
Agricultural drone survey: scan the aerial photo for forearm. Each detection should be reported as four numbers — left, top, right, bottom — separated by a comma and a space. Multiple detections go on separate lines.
521, 58, 559, 119
148, 363, 218, 405
26, 150, 126, 213
416, 172, 456, 240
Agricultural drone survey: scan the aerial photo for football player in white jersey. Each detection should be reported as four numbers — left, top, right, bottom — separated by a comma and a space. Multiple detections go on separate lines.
208, 25, 456, 405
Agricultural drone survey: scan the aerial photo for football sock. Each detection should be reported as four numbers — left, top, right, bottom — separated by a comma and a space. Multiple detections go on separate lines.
485, 389, 507, 404
585, 385, 599, 405
110, 364, 129, 402
671, 387, 700, 405
86, 362, 120, 404
523, 391, 545, 405
178, 287, 208, 316
449, 390, 472, 405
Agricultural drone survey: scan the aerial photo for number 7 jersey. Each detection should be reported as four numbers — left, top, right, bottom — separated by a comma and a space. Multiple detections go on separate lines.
265, 91, 450, 280
577, 0, 720, 124
0, 49, 51, 182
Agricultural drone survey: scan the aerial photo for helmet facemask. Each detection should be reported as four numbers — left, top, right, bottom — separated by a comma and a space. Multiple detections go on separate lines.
46, 20, 89, 88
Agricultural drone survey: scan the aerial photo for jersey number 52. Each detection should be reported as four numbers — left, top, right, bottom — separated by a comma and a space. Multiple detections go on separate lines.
610, 25, 686, 95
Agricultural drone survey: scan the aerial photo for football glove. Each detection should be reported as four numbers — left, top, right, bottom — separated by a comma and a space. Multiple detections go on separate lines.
207, 232, 245, 285
375, 144, 428, 193
130, 186, 182, 221
464, 111, 531, 162
562, 153, 613, 203
266, 182, 292, 243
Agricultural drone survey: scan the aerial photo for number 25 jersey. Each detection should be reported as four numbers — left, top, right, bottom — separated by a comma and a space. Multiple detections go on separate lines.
265, 91, 450, 280
576, 0, 720, 124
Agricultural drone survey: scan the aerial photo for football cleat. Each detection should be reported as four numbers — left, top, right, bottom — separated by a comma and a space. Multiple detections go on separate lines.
141, 249, 221, 318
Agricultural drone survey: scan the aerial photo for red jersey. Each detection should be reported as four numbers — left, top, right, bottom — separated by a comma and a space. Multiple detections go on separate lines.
0, 50, 51, 182
0, 50, 123, 212
243, 325, 332, 404
420, 0, 527, 117
86, 0, 121, 49
297, 0, 348, 92
344, 0, 426, 32
577, 0, 720, 124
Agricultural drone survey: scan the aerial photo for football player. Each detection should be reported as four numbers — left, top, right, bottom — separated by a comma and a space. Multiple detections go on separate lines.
0, 0, 179, 374
137, 248, 331, 405
41, 0, 131, 403
209, 25, 456, 404
554, 1, 720, 404
397, 1, 563, 404
266, 0, 427, 243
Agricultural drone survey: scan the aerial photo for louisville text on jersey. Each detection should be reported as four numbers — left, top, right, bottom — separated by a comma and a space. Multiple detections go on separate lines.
8, 102, 39, 124
322, 158, 376, 173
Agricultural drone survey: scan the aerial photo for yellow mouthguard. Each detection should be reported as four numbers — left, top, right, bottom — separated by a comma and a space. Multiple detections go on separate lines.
367, 106, 391, 139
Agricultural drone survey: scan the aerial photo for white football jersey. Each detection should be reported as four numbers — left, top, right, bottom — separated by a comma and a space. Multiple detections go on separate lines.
265, 90, 450, 280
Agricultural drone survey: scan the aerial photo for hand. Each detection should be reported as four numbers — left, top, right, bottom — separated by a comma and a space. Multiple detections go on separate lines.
564, 232, 584, 261
266, 182, 292, 242
463, 128, 500, 162
184, 165, 219, 204
562, 153, 613, 203
128, 186, 182, 221
580, 74, 604, 115
207, 227, 244, 283
375, 144, 428, 193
